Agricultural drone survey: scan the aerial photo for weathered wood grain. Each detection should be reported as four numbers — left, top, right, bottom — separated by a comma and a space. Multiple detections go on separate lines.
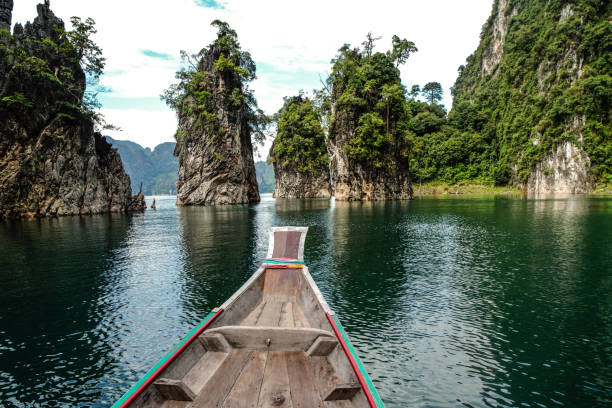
286, 352, 324, 408
206, 326, 334, 352
190, 349, 251, 408
199, 333, 231, 353
153, 378, 196, 401
307, 337, 338, 357
271, 231, 302, 259
182, 351, 228, 395
257, 352, 292, 408
263, 269, 300, 298
279, 302, 295, 327
223, 351, 268, 407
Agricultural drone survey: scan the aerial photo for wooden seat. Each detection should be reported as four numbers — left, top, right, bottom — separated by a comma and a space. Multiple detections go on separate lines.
205, 325, 336, 352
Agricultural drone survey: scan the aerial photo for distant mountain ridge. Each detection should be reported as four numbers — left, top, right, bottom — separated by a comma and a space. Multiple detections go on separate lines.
106, 137, 275, 195
255, 161, 275, 194
105, 137, 178, 195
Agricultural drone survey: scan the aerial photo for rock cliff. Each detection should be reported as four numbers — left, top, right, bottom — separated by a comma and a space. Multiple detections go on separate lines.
0, 0, 12, 31
328, 133, 412, 201
167, 21, 260, 206
0, 2, 144, 219
450, 0, 609, 193
269, 95, 331, 198
526, 141, 592, 194
327, 39, 414, 201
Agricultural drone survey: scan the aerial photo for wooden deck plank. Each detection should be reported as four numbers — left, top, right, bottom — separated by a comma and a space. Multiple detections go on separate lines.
263, 269, 300, 298
190, 349, 251, 408
286, 352, 324, 408
256, 299, 283, 327
223, 350, 268, 408
242, 300, 267, 326
182, 351, 228, 395
257, 352, 292, 408
272, 231, 302, 259
292, 304, 310, 328
279, 302, 295, 327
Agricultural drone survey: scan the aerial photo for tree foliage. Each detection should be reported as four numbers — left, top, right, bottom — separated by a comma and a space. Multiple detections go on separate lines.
328, 34, 417, 169
422, 82, 443, 104
410, 0, 611, 187
269, 93, 328, 174
444, 0, 612, 185
0, 15, 111, 130
161, 20, 267, 147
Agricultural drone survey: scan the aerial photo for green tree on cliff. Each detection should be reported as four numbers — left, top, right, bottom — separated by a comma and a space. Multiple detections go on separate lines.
389, 35, 417, 67
409, 84, 420, 99
269, 93, 328, 174
327, 34, 417, 169
0, 14, 111, 129
161, 20, 267, 146
422, 82, 443, 105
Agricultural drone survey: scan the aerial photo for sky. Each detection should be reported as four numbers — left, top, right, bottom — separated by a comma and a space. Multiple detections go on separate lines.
12, 0, 493, 158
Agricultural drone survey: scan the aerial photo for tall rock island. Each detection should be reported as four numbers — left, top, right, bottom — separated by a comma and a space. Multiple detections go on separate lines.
164, 21, 260, 206
269, 95, 331, 198
0, 2, 144, 219
327, 37, 416, 201
450, 0, 610, 193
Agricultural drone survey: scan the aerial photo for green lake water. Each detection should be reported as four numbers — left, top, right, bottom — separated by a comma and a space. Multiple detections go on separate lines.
0, 194, 611, 407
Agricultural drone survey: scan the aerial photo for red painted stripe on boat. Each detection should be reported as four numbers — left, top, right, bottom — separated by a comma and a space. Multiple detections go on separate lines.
118, 308, 224, 408
326, 312, 378, 408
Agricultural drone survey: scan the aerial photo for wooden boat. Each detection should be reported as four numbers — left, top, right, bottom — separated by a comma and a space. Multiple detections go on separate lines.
112, 226, 384, 408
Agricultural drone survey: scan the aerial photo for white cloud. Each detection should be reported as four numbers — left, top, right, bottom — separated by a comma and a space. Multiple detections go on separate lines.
12, 0, 493, 149
101, 109, 177, 149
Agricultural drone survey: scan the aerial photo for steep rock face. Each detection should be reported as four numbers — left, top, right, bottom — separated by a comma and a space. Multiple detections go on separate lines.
451, 0, 610, 192
327, 42, 414, 201
527, 141, 592, 194
0, 0, 12, 31
272, 165, 331, 198
328, 132, 411, 201
173, 34, 259, 206
0, 2, 144, 218
269, 95, 331, 199
481, 0, 518, 75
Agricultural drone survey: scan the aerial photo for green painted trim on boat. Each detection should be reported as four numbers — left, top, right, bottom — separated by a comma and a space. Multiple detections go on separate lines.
111, 311, 217, 408
332, 314, 385, 407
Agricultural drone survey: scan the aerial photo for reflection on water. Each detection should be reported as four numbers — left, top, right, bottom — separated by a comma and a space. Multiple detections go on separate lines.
0, 194, 611, 407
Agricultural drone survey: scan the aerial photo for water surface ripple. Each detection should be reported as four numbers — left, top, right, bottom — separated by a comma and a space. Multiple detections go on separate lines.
0, 195, 611, 407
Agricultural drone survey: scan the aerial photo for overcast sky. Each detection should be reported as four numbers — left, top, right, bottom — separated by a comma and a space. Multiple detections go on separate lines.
13, 0, 493, 157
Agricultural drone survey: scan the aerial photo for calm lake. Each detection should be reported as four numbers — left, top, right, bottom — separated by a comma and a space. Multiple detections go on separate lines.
0, 194, 611, 407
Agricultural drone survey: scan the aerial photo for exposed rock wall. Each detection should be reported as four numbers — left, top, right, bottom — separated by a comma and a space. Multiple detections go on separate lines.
527, 141, 592, 194
328, 111, 412, 201
269, 95, 331, 199
450, 0, 609, 193
272, 164, 331, 198
0, 2, 144, 219
481, 0, 517, 75
0, 0, 11, 31
174, 44, 259, 206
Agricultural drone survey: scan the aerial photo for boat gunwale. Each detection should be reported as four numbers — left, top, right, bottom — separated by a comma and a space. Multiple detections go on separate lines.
111, 308, 224, 408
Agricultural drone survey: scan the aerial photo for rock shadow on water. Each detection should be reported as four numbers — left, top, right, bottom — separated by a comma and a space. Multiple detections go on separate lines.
177, 204, 257, 311
274, 197, 331, 213
0, 211, 138, 405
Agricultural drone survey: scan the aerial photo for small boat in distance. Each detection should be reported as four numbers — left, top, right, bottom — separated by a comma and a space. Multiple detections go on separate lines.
112, 226, 384, 408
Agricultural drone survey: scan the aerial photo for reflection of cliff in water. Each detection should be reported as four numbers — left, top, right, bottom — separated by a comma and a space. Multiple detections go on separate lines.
275, 198, 331, 213
178, 205, 256, 315
329, 200, 412, 324
0, 213, 136, 405
485, 197, 612, 407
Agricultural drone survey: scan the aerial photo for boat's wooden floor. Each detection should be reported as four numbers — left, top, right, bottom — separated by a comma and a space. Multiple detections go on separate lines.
145, 269, 367, 408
